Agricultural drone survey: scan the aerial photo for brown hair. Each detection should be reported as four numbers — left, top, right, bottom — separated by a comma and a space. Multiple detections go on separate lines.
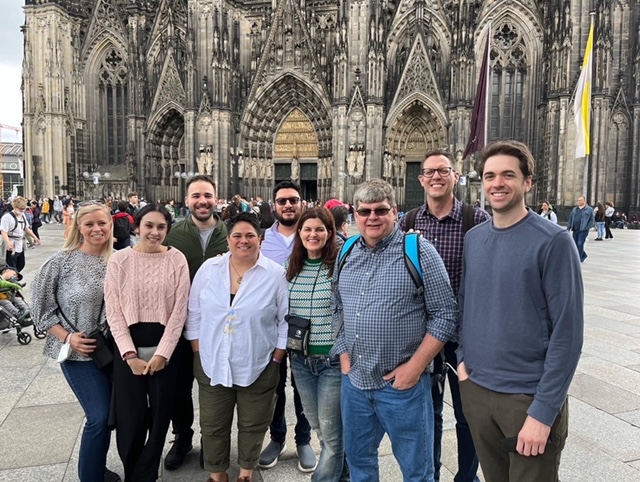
423, 149, 455, 168
287, 207, 338, 281
481, 140, 535, 178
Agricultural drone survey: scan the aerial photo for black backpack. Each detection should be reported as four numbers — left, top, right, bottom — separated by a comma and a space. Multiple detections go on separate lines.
113, 216, 131, 241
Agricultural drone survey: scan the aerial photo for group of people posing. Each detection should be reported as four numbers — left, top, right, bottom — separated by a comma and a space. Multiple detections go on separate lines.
32, 139, 584, 482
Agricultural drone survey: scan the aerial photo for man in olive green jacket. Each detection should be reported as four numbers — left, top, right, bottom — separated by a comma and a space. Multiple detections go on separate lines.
163, 175, 229, 470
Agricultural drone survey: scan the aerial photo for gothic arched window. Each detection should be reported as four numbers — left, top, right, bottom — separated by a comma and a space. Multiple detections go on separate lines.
489, 24, 527, 140
97, 49, 128, 165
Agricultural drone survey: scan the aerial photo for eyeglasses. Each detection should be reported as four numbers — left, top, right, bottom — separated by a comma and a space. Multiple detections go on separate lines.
356, 207, 392, 217
420, 167, 453, 178
275, 197, 301, 206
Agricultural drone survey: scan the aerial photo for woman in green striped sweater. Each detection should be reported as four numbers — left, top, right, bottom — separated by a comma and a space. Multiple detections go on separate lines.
287, 207, 345, 482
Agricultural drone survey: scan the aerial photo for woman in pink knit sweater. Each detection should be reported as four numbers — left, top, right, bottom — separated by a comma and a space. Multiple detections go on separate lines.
104, 204, 190, 482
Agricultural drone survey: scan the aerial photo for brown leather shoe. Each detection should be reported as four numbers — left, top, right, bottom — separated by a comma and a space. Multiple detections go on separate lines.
206, 474, 230, 482
236, 477, 252, 482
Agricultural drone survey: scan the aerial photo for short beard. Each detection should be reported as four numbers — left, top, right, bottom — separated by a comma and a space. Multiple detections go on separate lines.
276, 211, 299, 227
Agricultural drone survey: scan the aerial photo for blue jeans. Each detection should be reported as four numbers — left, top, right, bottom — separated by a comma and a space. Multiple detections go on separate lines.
61, 360, 112, 482
571, 229, 589, 262
342, 372, 434, 482
270, 354, 311, 445
291, 354, 344, 482
596, 221, 605, 239
432, 343, 479, 482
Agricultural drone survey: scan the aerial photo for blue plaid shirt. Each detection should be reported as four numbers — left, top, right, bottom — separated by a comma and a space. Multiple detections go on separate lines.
331, 227, 458, 390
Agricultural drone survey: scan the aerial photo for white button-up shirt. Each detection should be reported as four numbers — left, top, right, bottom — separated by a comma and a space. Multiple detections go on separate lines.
185, 251, 289, 387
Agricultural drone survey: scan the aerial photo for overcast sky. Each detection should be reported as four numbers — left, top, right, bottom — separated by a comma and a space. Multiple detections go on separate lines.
0, 1, 25, 143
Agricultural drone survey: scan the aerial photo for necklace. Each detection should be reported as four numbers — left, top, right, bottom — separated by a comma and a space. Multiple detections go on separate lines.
230, 259, 245, 284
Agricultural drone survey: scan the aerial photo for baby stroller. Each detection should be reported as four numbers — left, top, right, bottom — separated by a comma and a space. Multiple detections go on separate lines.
0, 280, 46, 345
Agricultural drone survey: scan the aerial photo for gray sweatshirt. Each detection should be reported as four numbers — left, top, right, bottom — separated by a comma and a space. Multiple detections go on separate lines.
458, 210, 584, 426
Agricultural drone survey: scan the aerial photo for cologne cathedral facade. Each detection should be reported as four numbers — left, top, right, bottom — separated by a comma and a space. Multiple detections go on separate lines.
21, 0, 640, 212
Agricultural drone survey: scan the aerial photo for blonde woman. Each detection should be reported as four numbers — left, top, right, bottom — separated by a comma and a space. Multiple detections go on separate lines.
32, 202, 121, 482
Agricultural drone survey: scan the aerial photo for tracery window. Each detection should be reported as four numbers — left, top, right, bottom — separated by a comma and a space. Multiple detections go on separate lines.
97, 49, 128, 165
489, 24, 527, 140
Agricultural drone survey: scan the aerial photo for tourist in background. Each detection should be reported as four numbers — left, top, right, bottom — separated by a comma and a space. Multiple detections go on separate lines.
604, 202, 615, 239
1, 196, 41, 272
594, 202, 606, 240
538, 201, 557, 224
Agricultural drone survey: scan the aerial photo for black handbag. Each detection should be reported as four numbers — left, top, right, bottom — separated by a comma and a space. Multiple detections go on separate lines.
55, 293, 113, 369
285, 314, 311, 356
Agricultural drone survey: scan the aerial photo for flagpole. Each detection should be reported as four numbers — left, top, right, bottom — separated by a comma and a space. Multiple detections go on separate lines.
480, 19, 492, 209
585, 12, 595, 203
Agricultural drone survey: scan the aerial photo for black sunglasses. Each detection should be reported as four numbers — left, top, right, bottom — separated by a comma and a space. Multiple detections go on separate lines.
356, 207, 392, 217
275, 197, 301, 206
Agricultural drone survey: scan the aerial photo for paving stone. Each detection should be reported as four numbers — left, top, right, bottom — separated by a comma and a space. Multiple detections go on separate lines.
585, 306, 640, 322
0, 403, 84, 470
568, 374, 640, 414
569, 398, 640, 463
0, 365, 41, 394
577, 357, 640, 397
0, 463, 66, 482
0, 339, 48, 367
581, 338, 640, 366
558, 434, 640, 482
584, 327, 640, 350
16, 363, 76, 407
616, 409, 640, 429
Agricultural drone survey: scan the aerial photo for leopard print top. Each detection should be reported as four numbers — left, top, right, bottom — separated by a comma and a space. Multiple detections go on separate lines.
31, 249, 108, 361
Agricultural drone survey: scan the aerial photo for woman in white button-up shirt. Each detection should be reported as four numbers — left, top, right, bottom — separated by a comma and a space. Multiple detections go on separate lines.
185, 213, 288, 482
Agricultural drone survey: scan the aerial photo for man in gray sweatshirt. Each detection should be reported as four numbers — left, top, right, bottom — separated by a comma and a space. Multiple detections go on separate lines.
457, 140, 583, 482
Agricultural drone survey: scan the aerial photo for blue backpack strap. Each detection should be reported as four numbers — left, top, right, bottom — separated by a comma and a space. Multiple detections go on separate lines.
403, 233, 423, 295
337, 234, 361, 278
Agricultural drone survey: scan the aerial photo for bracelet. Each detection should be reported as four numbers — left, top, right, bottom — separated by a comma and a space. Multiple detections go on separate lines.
64, 333, 73, 344
272, 357, 282, 364
123, 351, 138, 361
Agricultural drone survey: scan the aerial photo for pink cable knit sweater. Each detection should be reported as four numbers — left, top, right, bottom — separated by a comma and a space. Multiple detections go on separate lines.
104, 247, 190, 360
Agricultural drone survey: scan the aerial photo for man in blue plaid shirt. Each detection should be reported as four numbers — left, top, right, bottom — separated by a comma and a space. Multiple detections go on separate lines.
332, 179, 458, 482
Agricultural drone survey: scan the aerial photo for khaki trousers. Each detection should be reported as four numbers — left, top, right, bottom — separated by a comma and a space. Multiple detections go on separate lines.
460, 378, 568, 482
194, 353, 280, 473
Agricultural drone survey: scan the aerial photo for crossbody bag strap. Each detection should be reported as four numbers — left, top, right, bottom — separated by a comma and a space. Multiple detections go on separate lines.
54, 291, 104, 333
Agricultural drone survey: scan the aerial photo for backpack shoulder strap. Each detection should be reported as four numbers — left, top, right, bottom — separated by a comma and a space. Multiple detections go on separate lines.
403, 233, 424, 295
8, 212, 18, 235
403, 207, 420, 232
336, 234, 361, 279
462, 203, 476, 234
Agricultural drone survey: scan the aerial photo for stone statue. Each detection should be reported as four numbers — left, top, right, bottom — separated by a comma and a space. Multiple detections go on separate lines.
161, 155, 170, 183
347, 149, 357, 176
356, 150, 365, 176
238, 155, 245, 178
266, 160, 273, 179
205, 150, 214, 176
291, 158, 300, 181
325, 159, 332, 179
259, 160, 267, 179
400, 159, 406, 178
251, 157, 258, 179
197, 151, 206, 174
383, 152, 391, 178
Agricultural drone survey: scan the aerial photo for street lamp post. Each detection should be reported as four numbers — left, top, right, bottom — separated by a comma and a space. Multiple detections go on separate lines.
174, 170, 195, 213
82, 168, 111, 199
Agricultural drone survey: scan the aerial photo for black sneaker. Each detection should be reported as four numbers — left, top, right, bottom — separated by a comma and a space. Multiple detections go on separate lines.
104, 468, 122, 482
164, 436, 193, 470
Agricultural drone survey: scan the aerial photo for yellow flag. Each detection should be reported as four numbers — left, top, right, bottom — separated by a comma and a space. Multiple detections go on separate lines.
574, 21, 594, 158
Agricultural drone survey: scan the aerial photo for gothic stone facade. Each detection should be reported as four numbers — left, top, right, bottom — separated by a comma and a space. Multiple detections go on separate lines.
22, 0, 640, 213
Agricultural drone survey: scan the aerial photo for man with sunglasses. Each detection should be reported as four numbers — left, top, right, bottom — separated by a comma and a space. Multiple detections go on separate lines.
333, 179, 458, 482
399, 149, 490, 482
258, 181, 316, 473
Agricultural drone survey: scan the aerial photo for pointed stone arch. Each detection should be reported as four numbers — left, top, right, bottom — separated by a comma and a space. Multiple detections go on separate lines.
241, 73, 332, 158
385, 96, 448, 208
145, 106, 186, 203
81, 0, 128, 63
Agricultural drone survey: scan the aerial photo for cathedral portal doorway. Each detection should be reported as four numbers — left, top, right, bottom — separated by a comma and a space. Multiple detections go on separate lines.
385, 99, 447, 209
146, 108, 185, 202
273, 108, 320, 200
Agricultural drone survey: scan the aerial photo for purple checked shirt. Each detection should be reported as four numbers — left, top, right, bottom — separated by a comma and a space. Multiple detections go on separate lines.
399, 198, 491, 296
